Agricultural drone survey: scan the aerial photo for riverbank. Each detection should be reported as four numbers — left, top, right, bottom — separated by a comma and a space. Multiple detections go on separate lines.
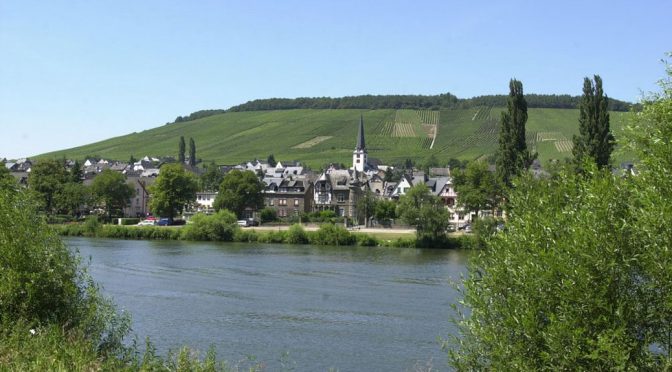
54, 220, 471, 249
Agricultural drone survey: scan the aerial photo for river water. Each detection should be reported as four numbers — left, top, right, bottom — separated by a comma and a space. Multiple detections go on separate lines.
67, 237, 469, 371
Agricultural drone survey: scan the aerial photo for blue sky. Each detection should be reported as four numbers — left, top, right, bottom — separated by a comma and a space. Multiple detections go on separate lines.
1, 0, 669, 159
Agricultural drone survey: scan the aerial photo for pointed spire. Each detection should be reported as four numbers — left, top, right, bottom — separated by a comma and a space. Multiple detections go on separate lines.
356, 115, 366, 151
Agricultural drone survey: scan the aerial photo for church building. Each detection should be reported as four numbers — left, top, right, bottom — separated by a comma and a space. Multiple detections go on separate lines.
352, 115, 368, 172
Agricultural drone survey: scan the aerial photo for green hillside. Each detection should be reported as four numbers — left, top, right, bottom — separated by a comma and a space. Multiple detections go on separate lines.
39, 108, 629, 169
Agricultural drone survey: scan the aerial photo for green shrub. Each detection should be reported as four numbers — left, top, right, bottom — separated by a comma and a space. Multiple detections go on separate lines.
285, 224, 309, 244
182, 210, 239, 241
47, 214, 74, 224
318, 210, 337, 220
120, 218, 141, 226
0, 188, 130, 357
84, 215, 101, 235
356, 233, 379, 247
450, 163, 672, 369
233, 228, 259, 242
53, 223, 86, 237
259, 207, 278, 223
309, 223, 356, 246
391, 237, 417, 248
257, 230, 286, 244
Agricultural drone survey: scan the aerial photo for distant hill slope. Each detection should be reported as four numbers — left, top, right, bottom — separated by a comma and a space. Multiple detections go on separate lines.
38, 107, 629, 169
171, 94, 633, 124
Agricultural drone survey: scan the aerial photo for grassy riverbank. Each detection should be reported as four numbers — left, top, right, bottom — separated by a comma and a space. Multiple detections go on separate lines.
53, 216, 470, 249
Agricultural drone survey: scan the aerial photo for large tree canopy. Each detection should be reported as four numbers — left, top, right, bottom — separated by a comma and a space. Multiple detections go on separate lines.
213, 170, 264, 218
451, 65, 672, 370
90, 169, 135, 218
396, 184, 450, 245
200, 162, 224, 191
149, 164, 198, 219
452, 161, 498, 218
28, 159, 71, 213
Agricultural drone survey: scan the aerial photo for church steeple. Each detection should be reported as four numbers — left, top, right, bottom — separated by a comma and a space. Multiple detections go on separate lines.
356, 115, 366, 151
353, 115, 368, 172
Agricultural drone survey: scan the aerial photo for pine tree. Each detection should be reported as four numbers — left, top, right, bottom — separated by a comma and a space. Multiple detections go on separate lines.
188, 137, 196, 166
496, 79, 534, 187
267, 154, 277, 167
178, 136, 185, 164
572, 75, 614, 168
70, 159, 83, 183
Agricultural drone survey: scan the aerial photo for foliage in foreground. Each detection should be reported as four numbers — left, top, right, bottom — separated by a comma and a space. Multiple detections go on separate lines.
450, 64, 672, 370
0, 183, 265, 370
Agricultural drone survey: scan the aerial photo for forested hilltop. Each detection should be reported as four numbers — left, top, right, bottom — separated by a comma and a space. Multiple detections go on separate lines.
173, 93, 633, 124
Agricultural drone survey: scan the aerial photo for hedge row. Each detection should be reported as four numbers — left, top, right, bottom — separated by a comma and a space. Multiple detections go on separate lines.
54, 215, 467, 248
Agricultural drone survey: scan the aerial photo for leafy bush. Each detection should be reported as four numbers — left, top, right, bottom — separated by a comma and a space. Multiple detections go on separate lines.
53, 223, 86, 237
181, 210, 239, 241
233, 228, 259, 242
84, 215, 101, 235
309, 224, 356, 246
300, 210, 344, 224
0, 188, 130, 358
259, 207, 278, 223
120, 218, 141, 226
355, 233, 379, 247
47, 214, 74, 224
390, 237, 417, 248
257, 230, 286, 244
285, 224, 309, 244
451, 67, 672, 370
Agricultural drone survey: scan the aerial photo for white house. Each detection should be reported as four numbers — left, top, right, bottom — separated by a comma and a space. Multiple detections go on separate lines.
195, 191, 217, 212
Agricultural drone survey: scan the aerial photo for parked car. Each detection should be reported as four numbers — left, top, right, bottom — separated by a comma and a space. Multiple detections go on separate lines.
157, 218, 173, 226
237, 218, 259, 227
137, 219, 156, 226
458, 223, 472, 233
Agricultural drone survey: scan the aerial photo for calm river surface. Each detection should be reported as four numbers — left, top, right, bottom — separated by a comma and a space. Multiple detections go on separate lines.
66, 237, 469, 371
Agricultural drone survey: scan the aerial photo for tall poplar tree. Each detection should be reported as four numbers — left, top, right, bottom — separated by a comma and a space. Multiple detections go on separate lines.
572, 75, 614, 168
188, 137, 196, 166
178, 136, 186, 163
496, 79, 534, 187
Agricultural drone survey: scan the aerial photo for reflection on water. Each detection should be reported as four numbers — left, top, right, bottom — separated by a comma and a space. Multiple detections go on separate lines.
67, 237, 468, 371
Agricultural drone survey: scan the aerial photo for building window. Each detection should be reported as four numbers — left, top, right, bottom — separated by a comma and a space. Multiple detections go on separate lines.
280, 199, 287, 206
356, 159, 360, 163
294, 199, 299, 206
337, 194, 345, 203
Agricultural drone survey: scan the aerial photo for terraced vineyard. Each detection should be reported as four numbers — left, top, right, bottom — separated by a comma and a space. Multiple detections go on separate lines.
38, 107, 630, 168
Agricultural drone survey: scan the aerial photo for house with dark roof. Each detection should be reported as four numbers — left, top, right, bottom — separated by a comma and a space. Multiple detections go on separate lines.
264, 177, 314, 218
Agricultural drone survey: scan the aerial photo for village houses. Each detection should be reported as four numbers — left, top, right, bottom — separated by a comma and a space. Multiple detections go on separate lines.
3, 116, 477, 226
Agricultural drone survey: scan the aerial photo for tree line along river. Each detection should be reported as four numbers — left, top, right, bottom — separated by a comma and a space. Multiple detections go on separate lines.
67, 237, 469, 371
